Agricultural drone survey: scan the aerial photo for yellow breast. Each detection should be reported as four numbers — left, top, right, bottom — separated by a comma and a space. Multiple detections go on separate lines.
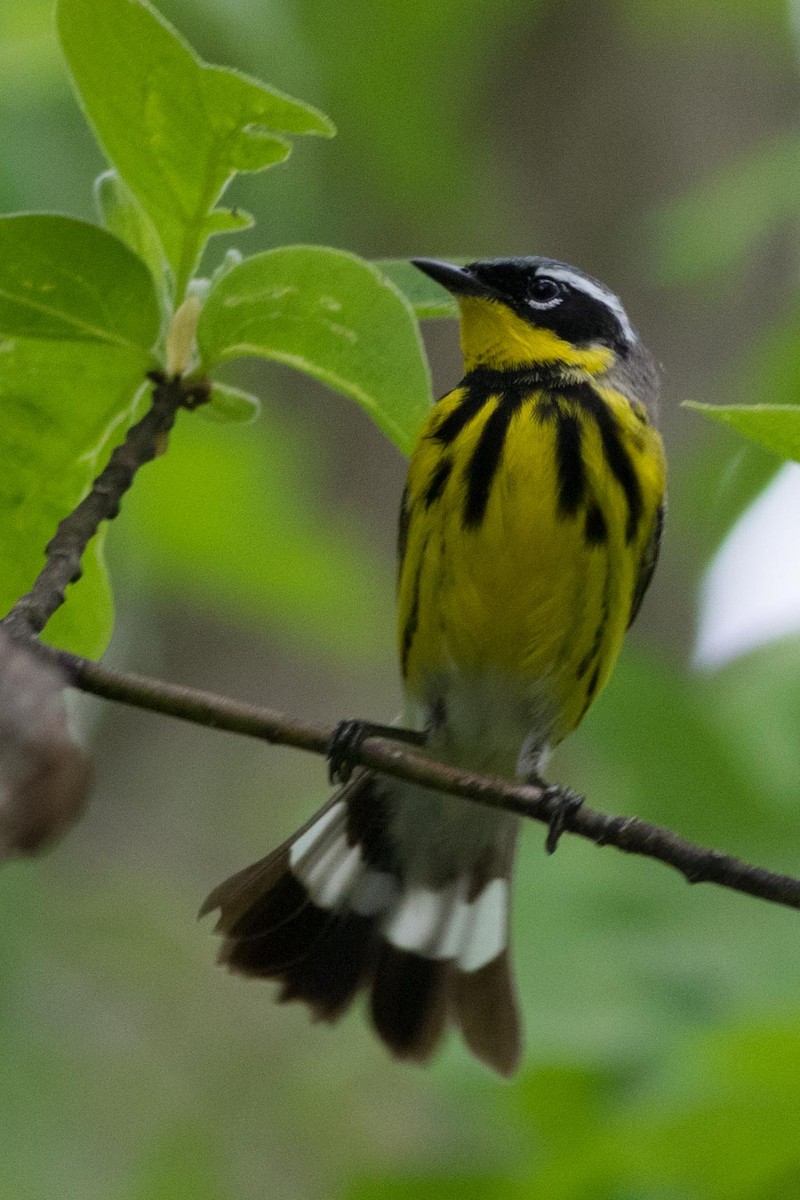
397, 374, 665, 750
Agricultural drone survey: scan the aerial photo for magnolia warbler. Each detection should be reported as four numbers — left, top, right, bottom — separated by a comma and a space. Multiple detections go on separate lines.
201, 257, 667, 1076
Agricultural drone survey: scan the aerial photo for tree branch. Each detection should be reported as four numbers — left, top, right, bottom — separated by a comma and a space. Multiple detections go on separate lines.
1, 371, 209, 643
31, 641, 800, 915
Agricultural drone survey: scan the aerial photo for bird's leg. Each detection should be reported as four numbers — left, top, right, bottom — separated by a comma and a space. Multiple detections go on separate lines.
527, 772, 585, 854
326, 719, 425, 784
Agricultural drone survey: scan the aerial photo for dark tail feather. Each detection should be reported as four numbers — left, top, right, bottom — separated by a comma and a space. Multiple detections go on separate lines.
278, 909, 379, 1021
199, 847, 291, 934
453, 951, 521, 1077
201, 773, 522, 1074
370, 946, 451, 1064
223, 889, 336, 978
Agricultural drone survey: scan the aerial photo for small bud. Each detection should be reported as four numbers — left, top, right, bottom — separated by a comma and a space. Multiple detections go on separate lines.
166, 295, 203, 378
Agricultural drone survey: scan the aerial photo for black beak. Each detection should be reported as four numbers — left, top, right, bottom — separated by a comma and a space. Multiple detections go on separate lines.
411, 258, 501, 300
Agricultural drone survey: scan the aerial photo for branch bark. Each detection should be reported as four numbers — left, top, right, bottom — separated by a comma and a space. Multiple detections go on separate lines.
33, 641, 800, 915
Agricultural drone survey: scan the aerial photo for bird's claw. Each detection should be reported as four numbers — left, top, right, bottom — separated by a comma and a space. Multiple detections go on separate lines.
542, 785, 584, 854
327, 719, 371, 785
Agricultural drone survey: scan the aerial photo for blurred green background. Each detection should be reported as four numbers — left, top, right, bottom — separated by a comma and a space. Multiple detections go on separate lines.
4, 0, 800, 1196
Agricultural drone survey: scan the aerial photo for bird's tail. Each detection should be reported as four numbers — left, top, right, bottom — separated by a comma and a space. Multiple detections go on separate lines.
200, 771, 522, 1076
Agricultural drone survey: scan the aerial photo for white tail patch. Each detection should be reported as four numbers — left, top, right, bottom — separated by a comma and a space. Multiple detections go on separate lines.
385, 877, 508, 972
307, 842, 362, 908
288, 801, 399, 918
459, 879, 508, 972
289, 801, 360, 910
286, 796, 510, 973
385, 886, 448, 954
434, 881, 471, 959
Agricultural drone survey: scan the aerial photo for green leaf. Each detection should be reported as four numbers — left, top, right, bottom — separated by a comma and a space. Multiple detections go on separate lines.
204, 207, 255, 237
653, 131, 800, 283
0, 214, 161, 350
197, 245, 432, 453
375, 259, 459, 318
200, 381, 261, 424
57, 0, 334, 299
94, 169, 170, 306
0, 214, 160, 655
119, 415, 392, 664
685, 402, 800, 462
0, 343, 151, 657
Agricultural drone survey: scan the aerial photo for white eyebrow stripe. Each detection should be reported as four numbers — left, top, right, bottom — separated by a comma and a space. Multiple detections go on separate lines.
539, 266, 636, 344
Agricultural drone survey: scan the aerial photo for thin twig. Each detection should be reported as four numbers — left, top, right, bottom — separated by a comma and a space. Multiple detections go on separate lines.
30, 642, 800, 915
1, 371, 209, 642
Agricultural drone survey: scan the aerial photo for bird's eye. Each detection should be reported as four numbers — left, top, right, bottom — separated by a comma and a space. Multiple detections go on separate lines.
528, 276, 562, 307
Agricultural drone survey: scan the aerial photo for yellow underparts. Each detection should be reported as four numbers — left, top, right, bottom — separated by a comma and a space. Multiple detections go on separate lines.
398, 371, 665, 758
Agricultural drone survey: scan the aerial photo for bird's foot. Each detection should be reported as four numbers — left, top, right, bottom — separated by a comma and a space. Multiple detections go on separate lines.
539, 784, 585, 854
327, 719, 374, 785
326, 720, 424, 785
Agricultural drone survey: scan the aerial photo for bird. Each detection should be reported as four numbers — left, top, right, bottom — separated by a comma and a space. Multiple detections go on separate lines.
200, 256, 667, 1077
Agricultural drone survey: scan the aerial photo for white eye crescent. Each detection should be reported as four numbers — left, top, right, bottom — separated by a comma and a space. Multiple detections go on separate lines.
528, 276, 562, 309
